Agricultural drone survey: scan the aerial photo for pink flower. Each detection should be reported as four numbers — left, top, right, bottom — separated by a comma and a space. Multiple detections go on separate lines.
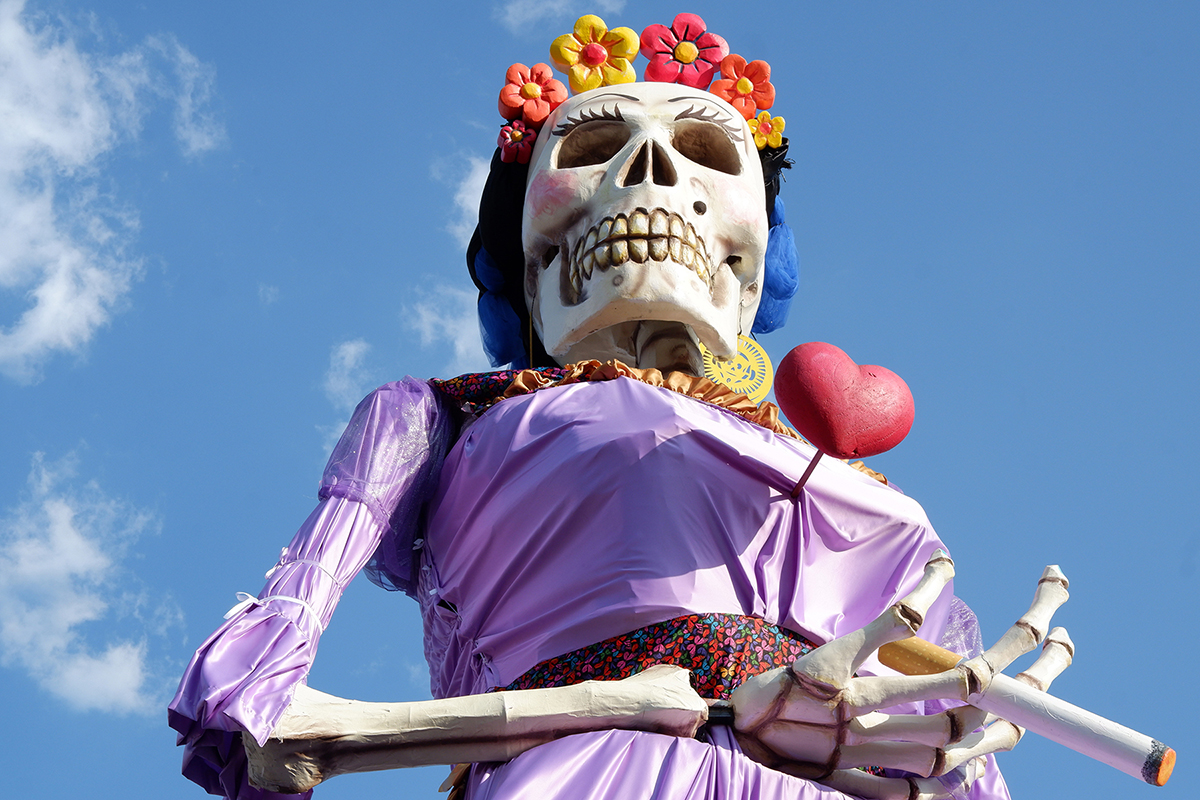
498, 121, 536, 164
639, 13, 729, 89
499, 63, 567, 129
710, 54, 775, 120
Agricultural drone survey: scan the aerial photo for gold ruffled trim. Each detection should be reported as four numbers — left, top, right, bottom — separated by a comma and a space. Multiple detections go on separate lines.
847, 461, 888, 485
500, 360, 889, 485
502, 359, 796, 438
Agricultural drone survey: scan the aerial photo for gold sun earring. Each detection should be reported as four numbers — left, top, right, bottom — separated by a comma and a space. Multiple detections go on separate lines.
698, 335, 774, 404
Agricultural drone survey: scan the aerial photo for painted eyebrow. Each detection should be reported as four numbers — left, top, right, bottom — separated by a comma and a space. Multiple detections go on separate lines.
584, 92, 641, 102
672, 102, 745, 143
552, 103, 627, 136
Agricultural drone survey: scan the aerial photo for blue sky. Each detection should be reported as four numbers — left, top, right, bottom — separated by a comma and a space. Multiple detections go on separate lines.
0, 1, 1196, 798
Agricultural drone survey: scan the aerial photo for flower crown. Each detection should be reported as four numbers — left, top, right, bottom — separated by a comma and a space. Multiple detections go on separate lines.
469, 12, 798, 370
496, 12, 785, 164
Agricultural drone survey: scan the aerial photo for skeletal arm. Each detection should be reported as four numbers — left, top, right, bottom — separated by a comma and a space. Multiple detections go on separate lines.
244, 665, 709, 793
243, 555, 1144, 800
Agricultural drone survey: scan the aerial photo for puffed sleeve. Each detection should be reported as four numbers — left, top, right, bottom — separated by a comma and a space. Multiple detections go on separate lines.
168, 378, 455, 800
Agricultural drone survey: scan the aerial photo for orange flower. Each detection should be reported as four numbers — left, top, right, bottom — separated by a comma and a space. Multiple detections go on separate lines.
499, 63, 567, 129
710, 55, 775, 120
750, 111, 785, 150
550, 14, 638, 94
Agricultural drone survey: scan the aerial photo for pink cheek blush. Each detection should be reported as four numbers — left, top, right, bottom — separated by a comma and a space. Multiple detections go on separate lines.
721, 184, 769, 229
526, 171, 582, 220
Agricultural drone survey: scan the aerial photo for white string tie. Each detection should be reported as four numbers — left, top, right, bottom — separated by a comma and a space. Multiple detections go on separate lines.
223, 591, 327, 631
264, 558, 342, 587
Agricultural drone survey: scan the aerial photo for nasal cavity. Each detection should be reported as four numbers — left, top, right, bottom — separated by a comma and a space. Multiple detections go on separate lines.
620, 142, 678, 188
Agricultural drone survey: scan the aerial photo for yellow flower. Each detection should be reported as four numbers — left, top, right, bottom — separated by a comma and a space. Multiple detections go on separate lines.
751, 111, 785, 150
550, 14, 639, 94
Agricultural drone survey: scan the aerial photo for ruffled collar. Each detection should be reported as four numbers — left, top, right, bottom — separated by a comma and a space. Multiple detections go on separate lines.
433, 360, 889, 484
499, 359, 801, 440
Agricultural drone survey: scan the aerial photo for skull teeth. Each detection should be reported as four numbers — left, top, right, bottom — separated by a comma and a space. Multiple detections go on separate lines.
611, 240, 629, 266
650, 209, 669, 236
629, 210, 650, 237
629, 238, 648, 263
649, 237, 668, 261
563, 207, 713, 306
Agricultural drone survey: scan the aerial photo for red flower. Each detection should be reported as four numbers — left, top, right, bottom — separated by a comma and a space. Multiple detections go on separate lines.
639, 13, 729, 90
498, 121, 536, 164
710, 54, 775, 120
498, 63, 567, 129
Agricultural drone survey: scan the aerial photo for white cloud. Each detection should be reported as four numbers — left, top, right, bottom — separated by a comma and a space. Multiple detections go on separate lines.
406, 285, 490, 376
323, 338, 372, 414
318, 338, 376, 453
257, 283, 279, 305
150, 34, 226, 158
0, 452, 168, 715
405, 661, 431, 691
0, 0, 224, 383
494, 0, 626, 34
434, 154, 489, 250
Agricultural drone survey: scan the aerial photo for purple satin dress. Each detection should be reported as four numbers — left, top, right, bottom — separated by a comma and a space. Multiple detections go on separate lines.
169, 375, 1011, 800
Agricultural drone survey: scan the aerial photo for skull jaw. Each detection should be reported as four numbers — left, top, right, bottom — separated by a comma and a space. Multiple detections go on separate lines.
531, 254, 747, 367
561, 321, 705, 376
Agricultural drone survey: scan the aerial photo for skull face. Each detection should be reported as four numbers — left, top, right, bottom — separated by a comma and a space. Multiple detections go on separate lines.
522, 82, 768, 368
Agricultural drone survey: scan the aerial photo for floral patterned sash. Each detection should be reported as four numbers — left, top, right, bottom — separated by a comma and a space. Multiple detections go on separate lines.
504, 613, 819, 700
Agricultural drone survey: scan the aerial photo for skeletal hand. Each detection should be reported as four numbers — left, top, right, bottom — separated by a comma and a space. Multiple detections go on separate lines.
729, 552, 1073, 800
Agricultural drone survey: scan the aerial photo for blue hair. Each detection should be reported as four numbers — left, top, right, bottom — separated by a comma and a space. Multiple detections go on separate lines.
474, 247, 529, 368
752, 197, 799, 335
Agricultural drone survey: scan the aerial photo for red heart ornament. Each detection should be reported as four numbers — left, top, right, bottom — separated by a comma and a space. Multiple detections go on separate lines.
775, 342, 915, 459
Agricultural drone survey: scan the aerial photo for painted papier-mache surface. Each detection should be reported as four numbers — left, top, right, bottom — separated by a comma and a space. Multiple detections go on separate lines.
168, 11, 1166, 800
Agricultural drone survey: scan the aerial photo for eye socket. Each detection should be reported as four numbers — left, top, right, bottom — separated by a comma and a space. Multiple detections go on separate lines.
672, 121, 742, 175
555, 121, 631, 168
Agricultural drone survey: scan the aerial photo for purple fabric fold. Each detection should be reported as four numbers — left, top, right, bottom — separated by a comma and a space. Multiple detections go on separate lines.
169, 374, 1012, 800
415, 379, 1011, 799
169, 378, 453, 799
468, 727, 1009, 800
419, 379, 955, 699
322, 377, 456, 595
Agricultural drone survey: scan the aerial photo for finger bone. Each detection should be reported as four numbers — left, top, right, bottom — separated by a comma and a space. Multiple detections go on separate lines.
846, 710, 954, 748
730, 666, 799, 732
938, 720, 1022, 775
895, 550, 956, 635
755, 721, 840, 771
982, 565, 1069, 673
842, 671, 972, 715
935, 756, 988, 799
799, 551, 956, 687
947, 704, 988, 745
839, 741, 941, 777
1015, 627, 1074, 694
957, 656, 995, 699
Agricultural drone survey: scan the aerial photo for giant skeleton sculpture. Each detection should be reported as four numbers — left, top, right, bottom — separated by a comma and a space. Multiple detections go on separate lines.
169, 13, 1133, 800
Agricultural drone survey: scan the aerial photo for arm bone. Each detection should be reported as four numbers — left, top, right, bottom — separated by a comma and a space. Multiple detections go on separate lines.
243, 664, 707, 794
